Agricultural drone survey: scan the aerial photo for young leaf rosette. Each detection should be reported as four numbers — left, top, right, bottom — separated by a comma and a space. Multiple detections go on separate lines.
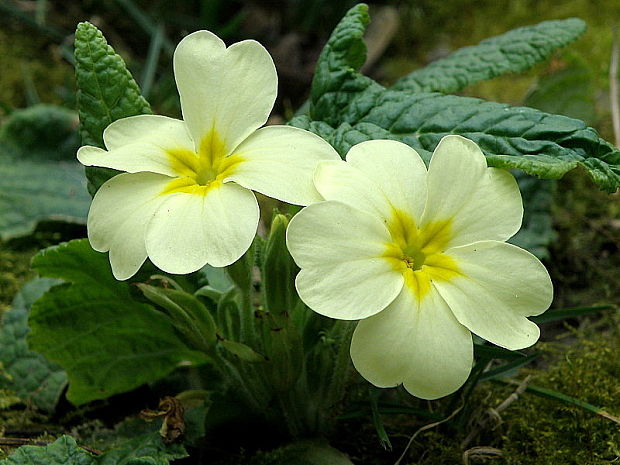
78, 30, 339, 280
286, 136, 553, 399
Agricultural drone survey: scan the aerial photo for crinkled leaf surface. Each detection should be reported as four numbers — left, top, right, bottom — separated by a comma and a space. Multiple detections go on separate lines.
0, 436, 96, 465
0, 278, 66, 411
28, 239, 208, 405
0, 105, 90, 240
0, 432, 187, 465
290, 4, 620, 192
392, 18, 586, 93
74, 21, 151, 194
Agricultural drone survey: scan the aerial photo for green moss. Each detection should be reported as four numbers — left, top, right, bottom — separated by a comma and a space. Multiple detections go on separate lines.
0, 246, 36, 312
0, 29, 73, 109
496, 323, 620, 464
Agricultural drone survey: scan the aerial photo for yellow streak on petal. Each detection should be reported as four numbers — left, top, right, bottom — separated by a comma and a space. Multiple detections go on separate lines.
161, 128, 245, 196
382, 207, 461, 302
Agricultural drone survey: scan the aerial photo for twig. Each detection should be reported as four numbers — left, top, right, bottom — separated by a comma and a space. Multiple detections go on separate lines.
393, 403, 464, 465
610, 25, 620, 147
0, 438, 102, 455
462, 446, 503, 465
461, 375, 531, 449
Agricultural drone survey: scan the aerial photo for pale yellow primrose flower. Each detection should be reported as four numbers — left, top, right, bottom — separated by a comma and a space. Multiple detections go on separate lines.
286, 136, 553, 400
77, 30, 339, 280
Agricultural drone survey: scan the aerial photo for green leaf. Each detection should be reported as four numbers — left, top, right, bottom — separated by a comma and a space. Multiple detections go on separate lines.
530, 304, 614, 324
74, 21, 151, 194
97, 433, 187, 465
509, 174, 556, 259
0, 278, 66, 411
219, 340, 266, 363
523, 58, 596, 125
138, 284, 217, 351
261, 214, 301, 315
0, 436, 96, 465
28, 239, 208, 405
474, 343, 525, 361
392, 18, 586, 93
294, 6, 620, 192
308, 3, 379, 125
368, 388, 392, 451
0, 105, 90, 240
293, 92, 620, 192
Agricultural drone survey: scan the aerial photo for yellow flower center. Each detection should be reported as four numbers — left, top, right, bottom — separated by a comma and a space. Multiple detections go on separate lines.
383, 208, 460, 301
162, 129, 243, 195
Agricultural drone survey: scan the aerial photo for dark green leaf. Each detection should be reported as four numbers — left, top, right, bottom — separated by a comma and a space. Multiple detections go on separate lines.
523, 58, 596, 125
509, 174, 556, 259
308, 3, 379, 125
0, 105, 90, 240
294, 6, 620, 192
531, 304, 614, 324
138, 284, 217, 351
293, 92, 620, 192
0, 436, 96, 465
28, 239, 208, 405
219, 340, 266, 363
97, 432, 187, 465
392, 18, 586, 93
474, 343, 525, 360
0, 278, 66, 411
74, 21, 151, 194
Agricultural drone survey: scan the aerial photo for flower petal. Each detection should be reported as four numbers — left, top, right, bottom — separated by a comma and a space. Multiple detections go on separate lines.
421, 135, 486, 221
447, 168, 522, 247
225, 126, 340, 205
78, 115, 194, 176
314, 160, 394, 220
346, 140, 428, 220
287, 201, 393, 267
87, 172, 170, 280
145, 183, 259, 273
351, 286, 473, 400
173, 31, 277, 154
434, 241, 552, 350
287, 201, 403, 320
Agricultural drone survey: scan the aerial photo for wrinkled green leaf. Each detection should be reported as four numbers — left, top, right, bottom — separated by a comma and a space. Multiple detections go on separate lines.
0, 105, 90, 240
74, 21, 151, 194
292, 5, 620, 192
28, 239, 208, 405
392, 18, 586, 93
97, 432, 187, 465
0, 278, 66, 411
0, 436, 96, 465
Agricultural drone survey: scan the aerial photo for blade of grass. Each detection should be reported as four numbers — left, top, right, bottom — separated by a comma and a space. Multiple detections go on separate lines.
494, 379, 620, 424
21, 63, 40, 105
531, 304, 614, 324
478, 352, 539, 382
114, 0, 175, 56
35, 0, 47, 25
141, 23, 165, 99
474, 343, 525, 360
369, 387, 392, 451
